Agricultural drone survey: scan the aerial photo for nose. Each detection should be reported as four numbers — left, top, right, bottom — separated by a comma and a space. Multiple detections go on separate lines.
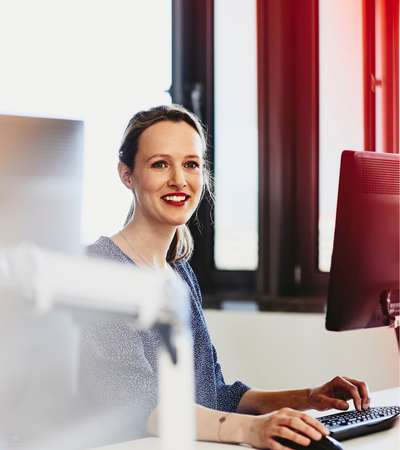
168, 165, 187, 189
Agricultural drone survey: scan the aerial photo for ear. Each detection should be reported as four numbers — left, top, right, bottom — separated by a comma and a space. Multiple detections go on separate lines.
118, 162, 135, 190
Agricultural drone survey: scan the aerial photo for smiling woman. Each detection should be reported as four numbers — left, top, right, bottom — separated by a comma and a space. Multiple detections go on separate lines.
82, 104, 253, 443
82, 104, 372, 448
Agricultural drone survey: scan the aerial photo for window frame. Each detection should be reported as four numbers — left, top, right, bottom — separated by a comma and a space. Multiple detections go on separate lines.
256, 0, 329, 302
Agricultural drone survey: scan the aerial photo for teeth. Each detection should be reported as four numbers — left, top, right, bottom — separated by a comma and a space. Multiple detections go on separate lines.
164, 196, 186, 202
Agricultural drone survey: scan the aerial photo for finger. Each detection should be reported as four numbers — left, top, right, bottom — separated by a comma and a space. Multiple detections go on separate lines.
279, 413, 329, 440
332, 377, 363, 410
343, 377, 371, 409
274, 434, 311, 449
274, 426, 314, 446
320, 396, 350, 411
298, 413, 330, 437
270, 437, 303, 450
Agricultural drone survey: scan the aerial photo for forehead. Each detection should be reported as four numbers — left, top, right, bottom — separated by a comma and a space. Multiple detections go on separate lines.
137, 120, 203, 158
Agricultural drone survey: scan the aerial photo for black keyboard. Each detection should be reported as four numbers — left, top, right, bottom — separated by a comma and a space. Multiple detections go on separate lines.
317, 405, 400, 441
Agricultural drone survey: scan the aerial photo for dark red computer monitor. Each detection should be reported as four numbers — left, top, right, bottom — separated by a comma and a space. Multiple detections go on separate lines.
326, 150, 399, 332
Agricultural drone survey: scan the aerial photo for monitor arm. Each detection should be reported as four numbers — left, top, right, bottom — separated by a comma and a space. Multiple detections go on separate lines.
0, 241, 195, 450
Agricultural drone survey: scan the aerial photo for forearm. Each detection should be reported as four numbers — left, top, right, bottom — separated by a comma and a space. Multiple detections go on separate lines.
146, 404, 251, 444
236, 388, 313, 415
195, 404, 251, 443
146, 389, 314, 440
146, 400, 328, 449
236, 375, 372, 415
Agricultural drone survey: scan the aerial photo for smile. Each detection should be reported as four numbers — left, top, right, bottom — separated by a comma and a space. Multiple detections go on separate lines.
161, 194, 190, 205
163, 195, 188, 202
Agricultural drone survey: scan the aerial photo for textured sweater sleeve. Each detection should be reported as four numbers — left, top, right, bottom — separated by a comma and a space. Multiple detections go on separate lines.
212, 344, 251, 412
173, 260, 251, 413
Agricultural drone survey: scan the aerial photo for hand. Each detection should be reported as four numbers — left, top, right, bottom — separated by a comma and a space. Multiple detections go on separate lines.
245, 408, 329, 450
308, 376, 371, 411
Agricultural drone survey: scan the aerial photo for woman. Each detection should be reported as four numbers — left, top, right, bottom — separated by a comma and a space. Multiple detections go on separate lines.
86, 104, 370, 449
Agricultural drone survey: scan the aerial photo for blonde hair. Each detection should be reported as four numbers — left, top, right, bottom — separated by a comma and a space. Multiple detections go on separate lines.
118, 104, 212, 263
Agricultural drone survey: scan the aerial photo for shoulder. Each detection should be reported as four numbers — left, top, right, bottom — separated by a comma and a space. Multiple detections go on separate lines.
172, 258, 196, 282
85, 236, 133, 265
172, 259, 202, 304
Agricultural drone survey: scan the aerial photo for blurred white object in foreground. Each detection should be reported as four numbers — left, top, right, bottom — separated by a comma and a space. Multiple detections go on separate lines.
0, 242, 195, 450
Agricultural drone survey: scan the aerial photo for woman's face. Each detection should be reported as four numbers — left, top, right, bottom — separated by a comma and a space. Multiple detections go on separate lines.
122, 120, 204, 229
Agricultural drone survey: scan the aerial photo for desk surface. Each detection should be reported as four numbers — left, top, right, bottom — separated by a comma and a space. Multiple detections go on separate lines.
93, 387, 400, 450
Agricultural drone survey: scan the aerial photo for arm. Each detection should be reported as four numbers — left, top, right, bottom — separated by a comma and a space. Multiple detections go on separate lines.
236, 376, 371, 415
146, 403, 329, 450
146, 376, 370, 449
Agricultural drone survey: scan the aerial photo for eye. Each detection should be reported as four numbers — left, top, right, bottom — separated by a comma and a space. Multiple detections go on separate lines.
152, 160, 167, 168
185, 161, 200, 169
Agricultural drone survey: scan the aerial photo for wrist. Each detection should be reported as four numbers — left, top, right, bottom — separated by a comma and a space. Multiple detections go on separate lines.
298, 387, 313, 410
219, 413, 253, 445
233, 414, 255, 445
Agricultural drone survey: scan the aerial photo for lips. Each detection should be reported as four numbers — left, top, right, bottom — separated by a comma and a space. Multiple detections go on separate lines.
161, 193, 190, 206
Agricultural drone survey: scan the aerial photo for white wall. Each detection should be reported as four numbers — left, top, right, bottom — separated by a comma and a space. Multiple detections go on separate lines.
204, 310, 399, 393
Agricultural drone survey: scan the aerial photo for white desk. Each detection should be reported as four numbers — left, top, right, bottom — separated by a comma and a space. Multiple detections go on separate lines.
92, 388, 399, 450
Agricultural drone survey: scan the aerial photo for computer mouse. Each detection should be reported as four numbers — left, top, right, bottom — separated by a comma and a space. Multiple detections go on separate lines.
274, 435, 344, 450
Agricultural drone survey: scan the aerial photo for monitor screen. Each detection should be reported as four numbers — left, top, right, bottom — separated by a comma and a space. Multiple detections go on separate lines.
326, 150, 399, 332
0, 114, 84, 254
0, 114, 84, 446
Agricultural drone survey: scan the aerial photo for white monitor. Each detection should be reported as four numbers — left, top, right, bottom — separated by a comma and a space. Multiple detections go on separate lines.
0, 114, 84, 254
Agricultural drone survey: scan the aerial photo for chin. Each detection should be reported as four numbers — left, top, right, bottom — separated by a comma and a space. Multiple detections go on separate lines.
156, 206, 197, 228
164, 214, 193, 228
168, 218, 190, 227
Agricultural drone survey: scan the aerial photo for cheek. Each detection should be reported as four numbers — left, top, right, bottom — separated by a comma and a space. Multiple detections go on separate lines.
134, 173, 162, 197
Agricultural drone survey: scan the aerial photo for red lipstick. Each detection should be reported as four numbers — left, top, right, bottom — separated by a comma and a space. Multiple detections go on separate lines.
161, 192, 190, 206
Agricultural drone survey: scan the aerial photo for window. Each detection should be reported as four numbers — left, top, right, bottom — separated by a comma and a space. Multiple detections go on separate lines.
214, 0, 258, 271
0, 0, 172, 245
319, 0, 399, 272
318, 0, 364, 272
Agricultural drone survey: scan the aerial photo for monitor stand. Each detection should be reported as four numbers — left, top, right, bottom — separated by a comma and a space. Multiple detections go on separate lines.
366, 290, 399, 350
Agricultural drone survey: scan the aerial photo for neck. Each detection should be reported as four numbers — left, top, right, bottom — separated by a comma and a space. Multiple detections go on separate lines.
119, 216, 177, 270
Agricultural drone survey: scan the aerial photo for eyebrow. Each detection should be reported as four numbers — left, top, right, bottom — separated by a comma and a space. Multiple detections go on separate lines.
146, 153, 201, 162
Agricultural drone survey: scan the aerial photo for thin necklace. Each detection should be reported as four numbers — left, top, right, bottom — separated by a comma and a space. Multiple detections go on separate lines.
119, 230, 156, 271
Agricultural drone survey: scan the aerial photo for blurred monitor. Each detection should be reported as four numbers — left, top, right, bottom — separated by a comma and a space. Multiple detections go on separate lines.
0, 114, 84, 448
326, 150, 399, 332
0, 114, 84, 254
